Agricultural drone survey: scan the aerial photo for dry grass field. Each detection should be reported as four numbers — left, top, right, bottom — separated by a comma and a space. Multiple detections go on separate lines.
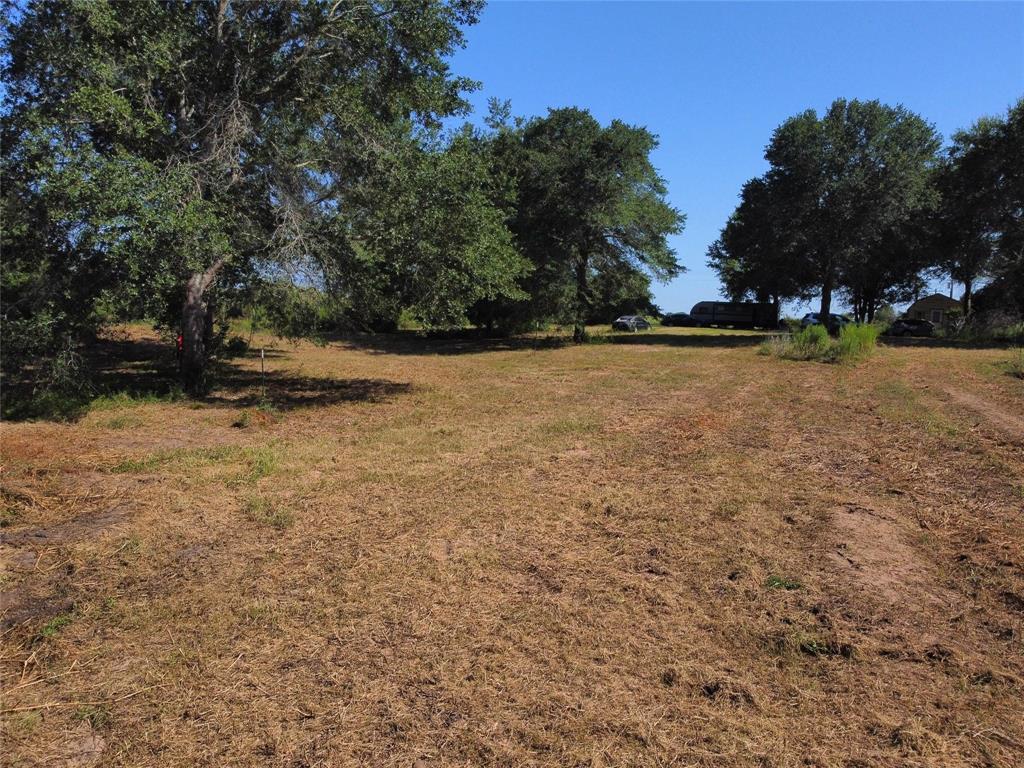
2, 326, 1023, 767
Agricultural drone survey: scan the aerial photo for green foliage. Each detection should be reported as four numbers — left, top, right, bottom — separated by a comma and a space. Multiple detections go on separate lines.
834, 323, 880, 362
717, 99, 940, 324
2, 0, 503, 389
348, 133, 529, 329
1004, 348, 1024, 380
74, 705, 111, 730
707, 177, 809, 308
762, 323, 878, 363
788, 325, 831, 360
469, 107, 685, 338
242, 495, 294, 530
38, 614, 74, 641
933, 99, 1024, 315
765, 575, 801, 590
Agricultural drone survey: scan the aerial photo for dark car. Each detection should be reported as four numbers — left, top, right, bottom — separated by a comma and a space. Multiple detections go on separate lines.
660, 312, 702, 327
612, 315, 651, 332
800, 312, 851, 330
886, 317, 934, 337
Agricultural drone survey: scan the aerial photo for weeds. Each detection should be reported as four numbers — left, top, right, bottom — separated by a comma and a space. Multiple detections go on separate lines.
74, 705, 111, 729
761, 323, 878, 363
241, 494, 294, 529
765, 575, 801, 590
1004, 348, 1024, 379
90, 389, 184, 411
233, 401, 279, 429
112, 445, 280, 482
833, 323, 880, 362
103, 414, 144, 430
540, 416, 599, 437
37, 613, 73, 641
3, 386, 185, 422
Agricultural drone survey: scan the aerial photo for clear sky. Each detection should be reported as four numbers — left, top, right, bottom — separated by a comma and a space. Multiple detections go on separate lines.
447, 1, 1024, 315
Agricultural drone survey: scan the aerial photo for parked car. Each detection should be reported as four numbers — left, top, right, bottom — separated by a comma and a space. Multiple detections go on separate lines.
612, 315, 651, 332
660, 312, 702, 327
800, 312, 851, 331
885, 317, 934, 337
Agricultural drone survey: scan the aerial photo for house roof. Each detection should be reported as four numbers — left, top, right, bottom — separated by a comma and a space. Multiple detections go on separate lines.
908, 293, 961, 310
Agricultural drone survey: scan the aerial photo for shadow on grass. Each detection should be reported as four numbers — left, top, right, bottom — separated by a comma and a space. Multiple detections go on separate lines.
879, 335, 1022, 350
338, 328, 771, 355
207, 366, 411, 409
2, 334, 411, 422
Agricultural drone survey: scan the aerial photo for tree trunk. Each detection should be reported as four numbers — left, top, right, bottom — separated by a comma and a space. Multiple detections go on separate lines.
573, 256, 589, 343
180, 259, 226, 395
819, 270, 834, 334
962, 277, 973, 317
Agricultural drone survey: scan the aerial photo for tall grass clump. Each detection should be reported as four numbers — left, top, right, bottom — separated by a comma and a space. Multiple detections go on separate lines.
787, 325, 831, 360
833, 323, 880, 362
1005, 348, 1024, 379
763, 323, 879, 363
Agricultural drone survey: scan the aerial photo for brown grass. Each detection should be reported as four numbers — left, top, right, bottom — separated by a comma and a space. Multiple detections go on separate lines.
2, 326, 1023, 767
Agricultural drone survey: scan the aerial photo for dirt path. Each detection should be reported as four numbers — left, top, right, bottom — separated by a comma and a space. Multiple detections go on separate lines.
943, 385, 1024, 442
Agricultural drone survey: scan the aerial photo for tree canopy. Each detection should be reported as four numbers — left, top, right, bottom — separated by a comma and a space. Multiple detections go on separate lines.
1, 0, 524, 393
471, 106, 684, 340
709, 98, 941, 325
933, 99, 1024, 315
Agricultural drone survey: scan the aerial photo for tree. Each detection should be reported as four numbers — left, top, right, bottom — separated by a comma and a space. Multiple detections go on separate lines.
838, 219, 933, 322
760, 99, 940, 327
2, 0, 522, 394
934, 98, 1024, 317
505, 108, 684, 341
707, 176, 811, 319
933, 119, 1003, 315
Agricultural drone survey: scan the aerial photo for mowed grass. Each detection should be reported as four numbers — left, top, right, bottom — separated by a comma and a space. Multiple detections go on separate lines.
1, 326, 1023, 767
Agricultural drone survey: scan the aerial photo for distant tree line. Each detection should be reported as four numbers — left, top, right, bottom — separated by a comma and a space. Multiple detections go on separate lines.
708, 98, 1023, 325
1, 0, 684, 398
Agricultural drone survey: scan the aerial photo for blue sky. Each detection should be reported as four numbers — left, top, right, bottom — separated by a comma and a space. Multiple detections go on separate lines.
447, 1, 1024, 315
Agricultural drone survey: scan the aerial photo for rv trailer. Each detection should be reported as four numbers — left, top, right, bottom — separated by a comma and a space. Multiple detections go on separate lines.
689, 301, 777, 329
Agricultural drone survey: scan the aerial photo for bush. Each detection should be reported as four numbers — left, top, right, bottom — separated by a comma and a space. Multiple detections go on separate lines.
788, 324, 831, 359
780, 316, 803, 334
833, 323, 880, 362
993, 322, 1024, 345
762, 323, 879, 363
1006, 348, 1024, 379
950, 312, 1024, 345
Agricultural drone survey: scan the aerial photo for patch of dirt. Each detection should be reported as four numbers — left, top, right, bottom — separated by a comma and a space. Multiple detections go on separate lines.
63, 729, 106, 767
944, 386, 1024, 442
828, 503, 952, 611
1, 503, 131, 629
1, 503, 131, 548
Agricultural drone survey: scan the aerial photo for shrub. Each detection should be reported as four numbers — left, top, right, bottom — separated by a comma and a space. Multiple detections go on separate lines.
780, 316, 803, 333
788, 324, 831, 360
993, 322, 1024, 345
762, 323, 879, 363
833, 323, 880, 362
1006, 348, 1024, 379
758, 335, 788, 357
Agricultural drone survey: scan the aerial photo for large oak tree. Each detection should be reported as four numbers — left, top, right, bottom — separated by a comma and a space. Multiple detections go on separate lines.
477, 107, 684, 340
735, 99, 940, 326
2, 0, 523, 394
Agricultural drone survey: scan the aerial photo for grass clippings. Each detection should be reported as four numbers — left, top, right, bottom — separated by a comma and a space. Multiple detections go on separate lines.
1, 325, 1022, 766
